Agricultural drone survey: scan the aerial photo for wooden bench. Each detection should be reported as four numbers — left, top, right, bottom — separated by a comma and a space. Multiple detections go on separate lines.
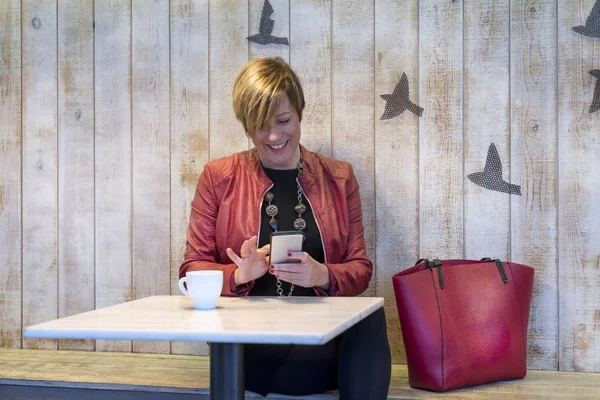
1, 348, 599, 399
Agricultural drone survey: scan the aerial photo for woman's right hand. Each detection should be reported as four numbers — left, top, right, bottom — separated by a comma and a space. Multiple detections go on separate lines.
226, 236, 270, 286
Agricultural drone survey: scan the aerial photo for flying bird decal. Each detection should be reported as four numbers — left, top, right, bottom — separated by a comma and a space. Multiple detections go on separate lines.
468, 143, 521, 196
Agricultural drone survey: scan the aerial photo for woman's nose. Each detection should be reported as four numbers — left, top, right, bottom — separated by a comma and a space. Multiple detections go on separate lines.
268, 129, 281, 142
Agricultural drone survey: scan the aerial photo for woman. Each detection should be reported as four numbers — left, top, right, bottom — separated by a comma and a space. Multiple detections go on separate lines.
180, 57, 391, 399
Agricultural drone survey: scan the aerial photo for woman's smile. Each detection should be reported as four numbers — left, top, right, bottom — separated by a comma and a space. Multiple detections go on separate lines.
267, 140, 288, 152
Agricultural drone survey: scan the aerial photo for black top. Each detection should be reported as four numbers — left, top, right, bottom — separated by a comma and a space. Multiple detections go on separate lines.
251, 167, 325, 296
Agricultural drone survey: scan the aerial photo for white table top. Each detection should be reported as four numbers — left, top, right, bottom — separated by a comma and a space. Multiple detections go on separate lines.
24, 296, 384, 345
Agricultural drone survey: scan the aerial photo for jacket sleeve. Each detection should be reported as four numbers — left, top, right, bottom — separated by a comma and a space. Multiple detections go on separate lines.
179, 165, 253, 297
317, 167, 373, 297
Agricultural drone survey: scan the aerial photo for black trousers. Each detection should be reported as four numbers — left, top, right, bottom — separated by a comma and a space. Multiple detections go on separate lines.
245, 307, 392, 400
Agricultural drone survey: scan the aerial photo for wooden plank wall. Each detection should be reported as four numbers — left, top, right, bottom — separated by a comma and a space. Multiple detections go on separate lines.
558, 0, 600, 372
94, 0, 132, 354
332, 1, 375, 296
169, 0, 209, 357
289, 0, 331, 156
374, 0, 419, 365
209, 0, 247, 159
131, 0, 171, 355
511, 0, 558, 370
464, 1, 510, 262
57, 0, 95, 352
0, 0, 599, 373
0, 0, 22, 349
21, 0, 58, 351
419, 0, 463, 261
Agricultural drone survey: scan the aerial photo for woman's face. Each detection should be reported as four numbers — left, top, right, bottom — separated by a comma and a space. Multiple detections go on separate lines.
251, 97, 302, 170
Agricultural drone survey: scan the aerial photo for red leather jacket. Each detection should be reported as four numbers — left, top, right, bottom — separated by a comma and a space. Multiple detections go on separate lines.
179, 145, 373, 297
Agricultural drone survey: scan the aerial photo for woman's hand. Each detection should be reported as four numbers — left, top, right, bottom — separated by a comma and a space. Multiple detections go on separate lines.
226, 236, 270, 286
270, 251, 330, 290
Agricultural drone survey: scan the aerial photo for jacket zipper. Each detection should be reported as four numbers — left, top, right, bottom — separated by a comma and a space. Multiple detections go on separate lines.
296, 178, 328, 263
257, 184, 273, 246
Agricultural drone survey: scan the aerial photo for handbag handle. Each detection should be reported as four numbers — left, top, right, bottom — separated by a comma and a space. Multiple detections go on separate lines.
480, 258, 509, 284
416, 258, 444, 289
415, 258, 509, 290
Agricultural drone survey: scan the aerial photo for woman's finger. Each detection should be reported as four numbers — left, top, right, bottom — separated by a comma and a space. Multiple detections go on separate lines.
240, 239, 251, 258
277, 272, 312, 287
257, 244, 270, 255
286, 251, 308, 262
256, 246, 270, 258
248, 236, 258, 248
271, 263, 304, 273
226, 247, 243, 266
274, 271, 299, 284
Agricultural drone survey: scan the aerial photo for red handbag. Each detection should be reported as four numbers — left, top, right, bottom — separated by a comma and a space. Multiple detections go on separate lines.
392, 258, 535, 391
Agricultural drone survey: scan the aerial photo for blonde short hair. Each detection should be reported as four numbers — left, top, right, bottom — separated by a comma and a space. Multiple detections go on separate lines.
232, 57, 305, 137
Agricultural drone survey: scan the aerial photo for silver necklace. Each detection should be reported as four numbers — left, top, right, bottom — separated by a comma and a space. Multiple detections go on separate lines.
263, 154, 306, 297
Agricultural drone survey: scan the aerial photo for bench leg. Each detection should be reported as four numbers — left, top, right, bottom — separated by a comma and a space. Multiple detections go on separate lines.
210, 343, 244, 400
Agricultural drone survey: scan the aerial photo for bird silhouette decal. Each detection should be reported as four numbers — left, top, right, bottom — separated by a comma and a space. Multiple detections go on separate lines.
380, 73, 423, 119
247, 0, 289, 46
468, 143, 521, 195
573, 0, 600, 38
589, 69, 600, 113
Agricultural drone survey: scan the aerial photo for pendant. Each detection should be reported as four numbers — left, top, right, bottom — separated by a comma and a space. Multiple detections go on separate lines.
295, 202, 306, 215
293, 217, 306, 231
266, 204, 278, 218
269, 217, 278, 231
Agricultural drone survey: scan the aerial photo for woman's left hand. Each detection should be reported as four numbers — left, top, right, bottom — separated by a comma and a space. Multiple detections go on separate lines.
270, 252, 330, 290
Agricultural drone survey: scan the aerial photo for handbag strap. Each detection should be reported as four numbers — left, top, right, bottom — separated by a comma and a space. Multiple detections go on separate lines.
417, 258, 508, 290
494, 259, 509, 283
481, 257, 509, 283
431, 259, 443, 289
419, 258, 444, 289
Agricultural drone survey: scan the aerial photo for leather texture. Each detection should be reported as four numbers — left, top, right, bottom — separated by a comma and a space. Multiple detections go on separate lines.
392, 259, 535, 391
180, 145, 372, 297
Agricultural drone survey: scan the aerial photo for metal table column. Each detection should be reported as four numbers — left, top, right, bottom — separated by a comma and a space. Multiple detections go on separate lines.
209, 343, 244, 400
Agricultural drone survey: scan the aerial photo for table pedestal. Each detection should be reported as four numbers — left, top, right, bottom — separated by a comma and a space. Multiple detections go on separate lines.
210, 343, 244, 400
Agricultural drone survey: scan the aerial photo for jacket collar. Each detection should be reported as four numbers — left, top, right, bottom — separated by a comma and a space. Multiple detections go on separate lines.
248, 144, 317, 190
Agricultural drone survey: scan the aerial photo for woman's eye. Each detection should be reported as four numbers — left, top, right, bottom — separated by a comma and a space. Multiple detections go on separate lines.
278, 119, 290, 124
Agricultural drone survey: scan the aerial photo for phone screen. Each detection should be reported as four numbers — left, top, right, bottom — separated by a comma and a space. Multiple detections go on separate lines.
268, 231, 304, 265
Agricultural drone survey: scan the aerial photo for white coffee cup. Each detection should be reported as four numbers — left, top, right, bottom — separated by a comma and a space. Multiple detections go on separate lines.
178, 271, 223, 309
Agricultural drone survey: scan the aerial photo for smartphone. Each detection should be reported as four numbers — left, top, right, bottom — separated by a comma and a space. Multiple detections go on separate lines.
269, 231, 304, 265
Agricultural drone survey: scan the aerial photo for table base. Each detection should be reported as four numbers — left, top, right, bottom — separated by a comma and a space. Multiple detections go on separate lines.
210, 343, 244, 400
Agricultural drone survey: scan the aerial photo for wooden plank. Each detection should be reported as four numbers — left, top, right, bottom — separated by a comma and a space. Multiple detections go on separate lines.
0, 348, 208, 368
0, 0, 22, 349
510, 0, 558, 370
387, 365, 600, 399
57, 0, 95, 351
419, 1, 463, 259
22, 0, 58, 350
94, 0, 133, 353
249, 0, 289, 60
290, 0, 331, 156
0, 361, 211, 391
170, 0, 210, 357
1, 350, 600, 399
387, 372, 600, 400
557, 0, 600, 373
464, 0, 511, 261
374, 0, 419, 364
209, 0, 248, 158
5, 348, 600, 383
331, 0, 375, 296
0, 387, 210, 400
131, 0, 171, 355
